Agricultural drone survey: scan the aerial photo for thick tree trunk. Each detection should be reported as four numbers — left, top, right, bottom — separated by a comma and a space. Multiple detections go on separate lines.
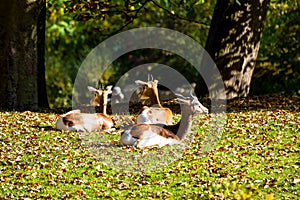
196, 0, 270, 99
37, 0, 49, 109
0, 0, 48, 110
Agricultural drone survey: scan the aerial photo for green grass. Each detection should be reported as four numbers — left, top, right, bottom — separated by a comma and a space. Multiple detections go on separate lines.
0, 96, 300, 199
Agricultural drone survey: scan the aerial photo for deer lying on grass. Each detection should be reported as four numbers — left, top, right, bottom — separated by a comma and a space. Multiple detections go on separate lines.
135, 78, 173, 125
55, 110, 114, 132
55, 85, 114, 132
120, 92, 209, 148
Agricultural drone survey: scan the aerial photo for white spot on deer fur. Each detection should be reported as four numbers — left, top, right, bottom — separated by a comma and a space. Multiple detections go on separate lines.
55, 110, 81, 131
137, 128, 181, 148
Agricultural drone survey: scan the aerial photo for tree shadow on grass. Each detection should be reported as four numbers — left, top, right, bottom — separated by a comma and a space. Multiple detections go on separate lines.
25, 94, 300, 116
225, 94, 300, 113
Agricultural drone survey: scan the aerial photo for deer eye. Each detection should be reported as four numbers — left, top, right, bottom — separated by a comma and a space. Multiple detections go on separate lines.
193, 102, 200, 107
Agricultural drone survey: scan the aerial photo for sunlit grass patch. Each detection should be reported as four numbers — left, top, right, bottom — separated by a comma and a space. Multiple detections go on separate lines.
0, 96, 299, 198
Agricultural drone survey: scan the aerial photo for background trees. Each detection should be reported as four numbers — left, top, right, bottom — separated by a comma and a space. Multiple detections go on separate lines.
45, 0, 299, 108
0, 0, 48, 111
196, 0, 270, 99
46, 0, 216, 107
251, 1, 300, 95
0, 0, 297, 110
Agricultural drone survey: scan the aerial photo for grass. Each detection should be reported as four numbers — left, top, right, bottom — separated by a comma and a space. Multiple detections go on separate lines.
0, 95, 299, 199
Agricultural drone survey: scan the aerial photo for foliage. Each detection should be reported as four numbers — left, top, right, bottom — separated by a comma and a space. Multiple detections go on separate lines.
1, 95, 300, 198
46, 0, 87, 108
46, 0, 299, 108
251, 0, 300, 95
46, 0, 215, 108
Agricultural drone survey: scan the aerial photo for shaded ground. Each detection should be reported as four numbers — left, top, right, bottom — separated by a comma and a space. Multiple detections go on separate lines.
43, 94, 300, 115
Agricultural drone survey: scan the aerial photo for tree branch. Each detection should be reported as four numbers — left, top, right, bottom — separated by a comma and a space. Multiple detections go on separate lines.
101, 0, 149, 37
150, 0, 209, 26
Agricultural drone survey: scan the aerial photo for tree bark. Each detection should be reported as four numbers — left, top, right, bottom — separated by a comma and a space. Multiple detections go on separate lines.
196, 0, 270, 99
37, 0, 49, 109
0, 0, 48, 110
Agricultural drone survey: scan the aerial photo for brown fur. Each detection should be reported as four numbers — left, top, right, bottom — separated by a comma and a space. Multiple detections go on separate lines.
120, 92, 209, 148
129, 124, 180, 140
96, 113, 114, 130
88, 86, 112, 115
62, 113, 113, 131
135, 79, 173, 124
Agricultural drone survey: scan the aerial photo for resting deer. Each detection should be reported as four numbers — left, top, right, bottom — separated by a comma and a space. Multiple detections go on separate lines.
55, 110, 114, 132
135, 78, 173, 125
120, 92, 209, 148
55, 85, 114, 132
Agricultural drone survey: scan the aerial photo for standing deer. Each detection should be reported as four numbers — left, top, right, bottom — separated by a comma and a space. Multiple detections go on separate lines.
120, 92, 208, 148
55, 85, 114, 132
135, 77, 173, 125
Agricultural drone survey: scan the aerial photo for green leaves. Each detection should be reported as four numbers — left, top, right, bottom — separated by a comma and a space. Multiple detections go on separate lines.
253, 0, 300, 95
45, 0, 216, 107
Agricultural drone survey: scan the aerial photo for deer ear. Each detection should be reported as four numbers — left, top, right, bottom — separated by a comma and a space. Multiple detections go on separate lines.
176, 98, 190, 104
175, 93, 188, 100
175, 93, 191, 104
135, 80, 147, 86
87, 86, 98, 92
106, 85, 113, 94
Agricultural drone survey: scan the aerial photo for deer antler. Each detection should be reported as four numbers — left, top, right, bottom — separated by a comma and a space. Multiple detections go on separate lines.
147, 74, 154, 81
189, 90, 197, 98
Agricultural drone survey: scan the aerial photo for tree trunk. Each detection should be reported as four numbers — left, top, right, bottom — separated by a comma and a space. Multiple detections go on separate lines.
196, 0, 270, 99
37, 0, 49, 109
0, 0, 48, 110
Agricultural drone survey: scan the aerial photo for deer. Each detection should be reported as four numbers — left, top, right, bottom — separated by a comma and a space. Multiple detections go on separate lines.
88, 85, 113, 115
55, 85, 114, 132
55, 109, 114, 132
111, 86, 124, 104
120, 92, 209, 148
135, 77, 173, 125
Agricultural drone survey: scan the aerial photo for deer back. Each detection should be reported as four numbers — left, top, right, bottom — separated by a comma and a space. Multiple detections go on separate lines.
120, 123, 181, 148
136, 106, 173, 125
57, 112, 113, 132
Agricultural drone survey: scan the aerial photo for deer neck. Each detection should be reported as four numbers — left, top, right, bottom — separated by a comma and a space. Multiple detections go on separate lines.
97, 95, 107, 115
168, 105, 193, 140
149, 89, 162, 107
102, 105, 107, 115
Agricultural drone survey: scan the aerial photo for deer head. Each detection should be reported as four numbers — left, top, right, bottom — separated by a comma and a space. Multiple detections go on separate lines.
135, 76, 173, 124
176, 91, 209, 115
135, 75, 160, 106
88, 85, 112, 115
